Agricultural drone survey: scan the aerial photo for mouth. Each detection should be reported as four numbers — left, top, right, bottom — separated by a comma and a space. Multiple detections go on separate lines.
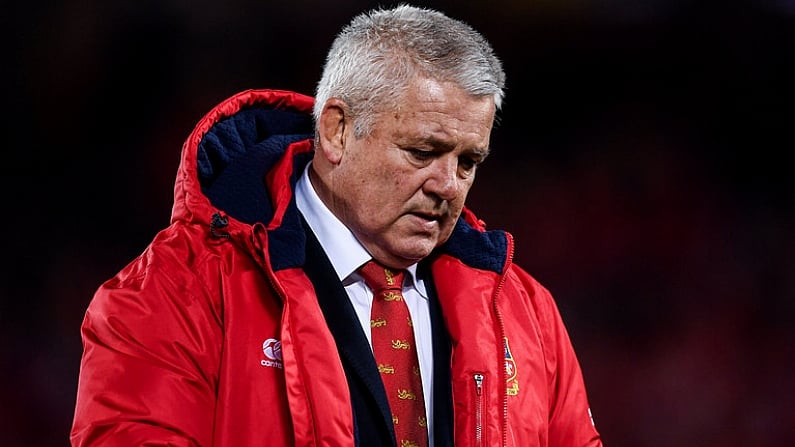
414, 213, 442, 220
407, 211, 445, 231
412, 210, 443, 221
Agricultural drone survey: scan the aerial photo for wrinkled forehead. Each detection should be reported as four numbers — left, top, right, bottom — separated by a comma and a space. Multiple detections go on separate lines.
373, 78, 496, 145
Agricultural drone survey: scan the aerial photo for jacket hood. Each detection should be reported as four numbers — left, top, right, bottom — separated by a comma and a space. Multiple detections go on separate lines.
170, 89, 509, 274
171, 89, 314, 230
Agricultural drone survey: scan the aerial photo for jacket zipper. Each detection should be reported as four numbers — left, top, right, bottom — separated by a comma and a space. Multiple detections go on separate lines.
473, 373, 485, 446
492, 231, 515, 447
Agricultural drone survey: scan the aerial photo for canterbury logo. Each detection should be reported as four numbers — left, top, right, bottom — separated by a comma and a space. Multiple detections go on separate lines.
260, 338, 283, 369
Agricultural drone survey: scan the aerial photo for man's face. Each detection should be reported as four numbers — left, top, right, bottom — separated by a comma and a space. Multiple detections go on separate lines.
320, 78, 495, 268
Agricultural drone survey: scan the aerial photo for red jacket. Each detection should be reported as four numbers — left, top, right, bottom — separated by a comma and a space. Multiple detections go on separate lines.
71, 89, 602, 446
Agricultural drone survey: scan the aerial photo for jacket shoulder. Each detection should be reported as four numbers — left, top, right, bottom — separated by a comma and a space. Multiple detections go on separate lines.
73, 222, 232, 446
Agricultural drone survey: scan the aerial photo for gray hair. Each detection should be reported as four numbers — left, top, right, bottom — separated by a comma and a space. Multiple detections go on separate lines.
314, 4, 506, 138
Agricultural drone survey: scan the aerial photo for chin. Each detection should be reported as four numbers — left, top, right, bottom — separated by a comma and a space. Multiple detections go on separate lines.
383, 230, 442, 261
400, 242, 438, 263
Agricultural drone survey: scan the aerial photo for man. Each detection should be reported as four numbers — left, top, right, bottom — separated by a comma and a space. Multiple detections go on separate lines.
71, 4, 602, 446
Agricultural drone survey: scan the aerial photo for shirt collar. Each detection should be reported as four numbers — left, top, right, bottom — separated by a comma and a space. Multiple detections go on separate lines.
295, 162, 427, 299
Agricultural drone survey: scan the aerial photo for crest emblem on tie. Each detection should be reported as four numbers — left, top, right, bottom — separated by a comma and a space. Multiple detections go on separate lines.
397, 389, 417, 400
378, 364, 396, 374
392, 340, 410, 350
384, 268, 396, 285
383, 291, 402, 301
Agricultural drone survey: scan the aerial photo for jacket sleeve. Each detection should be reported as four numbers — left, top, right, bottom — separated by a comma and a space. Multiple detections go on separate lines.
71, 243, 223, 447
513, 266, 603, 447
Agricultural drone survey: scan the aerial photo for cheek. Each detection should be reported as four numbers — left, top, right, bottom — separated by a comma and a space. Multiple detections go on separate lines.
455, 180, 475, 204
393, 175, 414, 193
350, 176, 394, 219
443, 182, 473, 223
387, 166, 421, 196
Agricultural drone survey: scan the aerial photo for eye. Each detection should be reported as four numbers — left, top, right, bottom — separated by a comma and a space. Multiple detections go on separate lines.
459, 156, 478, 172
407, 148, 434, 162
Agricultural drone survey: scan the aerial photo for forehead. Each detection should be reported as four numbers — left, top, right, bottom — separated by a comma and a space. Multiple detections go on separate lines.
376, 78, 495, 148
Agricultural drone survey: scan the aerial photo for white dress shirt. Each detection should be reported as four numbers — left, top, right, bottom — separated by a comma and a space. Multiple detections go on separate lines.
295, 162, 435, 441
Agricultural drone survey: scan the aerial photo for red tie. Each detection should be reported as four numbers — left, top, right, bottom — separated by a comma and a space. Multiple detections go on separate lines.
358, 260, 428, 447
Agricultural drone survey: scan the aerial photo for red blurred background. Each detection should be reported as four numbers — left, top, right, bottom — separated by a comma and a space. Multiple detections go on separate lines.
2, 1, 793, 445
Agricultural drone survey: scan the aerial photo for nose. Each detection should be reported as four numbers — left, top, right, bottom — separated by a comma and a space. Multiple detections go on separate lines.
423, 156, 461, 201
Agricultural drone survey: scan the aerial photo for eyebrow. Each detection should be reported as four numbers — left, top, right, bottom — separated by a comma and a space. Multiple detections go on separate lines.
401, 136, 490, 157
471, 148, 491, 162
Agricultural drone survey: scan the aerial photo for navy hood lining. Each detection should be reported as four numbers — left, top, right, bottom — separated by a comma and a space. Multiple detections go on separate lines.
440, 218, 508, 274
197, 107, 314, 225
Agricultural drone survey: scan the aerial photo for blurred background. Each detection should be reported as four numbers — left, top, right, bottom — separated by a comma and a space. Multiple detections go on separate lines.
2, 0, 793, 445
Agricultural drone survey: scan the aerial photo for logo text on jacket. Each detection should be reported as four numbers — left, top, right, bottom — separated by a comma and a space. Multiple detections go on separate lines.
261, 338, 284, 369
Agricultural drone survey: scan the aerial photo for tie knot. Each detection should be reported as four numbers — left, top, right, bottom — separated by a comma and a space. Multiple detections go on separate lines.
358, 260, 406, 293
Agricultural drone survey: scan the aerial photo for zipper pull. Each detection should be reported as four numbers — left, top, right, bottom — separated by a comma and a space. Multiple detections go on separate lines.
473, 373, 484, 396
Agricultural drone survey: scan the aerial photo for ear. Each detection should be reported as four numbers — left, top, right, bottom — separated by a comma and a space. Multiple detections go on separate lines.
316, 98, 349, 165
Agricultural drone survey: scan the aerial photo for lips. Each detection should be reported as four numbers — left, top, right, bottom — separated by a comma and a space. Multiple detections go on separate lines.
404, 211, 447, 234
411, 211, 443, 222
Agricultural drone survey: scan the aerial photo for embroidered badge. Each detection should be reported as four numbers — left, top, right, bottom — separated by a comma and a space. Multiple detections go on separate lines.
504, 337, 519, 396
